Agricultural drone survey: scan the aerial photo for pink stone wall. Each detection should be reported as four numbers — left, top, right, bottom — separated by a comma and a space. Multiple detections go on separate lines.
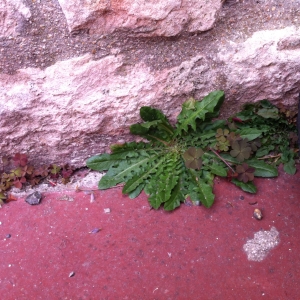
0, 0, 299, 167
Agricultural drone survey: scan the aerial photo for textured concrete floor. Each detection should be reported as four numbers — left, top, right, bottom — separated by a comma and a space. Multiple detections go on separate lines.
0, 165, 300, 300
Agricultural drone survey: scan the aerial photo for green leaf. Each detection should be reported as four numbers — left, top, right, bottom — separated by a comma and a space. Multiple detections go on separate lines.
236, 128, 264, 141
128, 183, 145, 199
130, 123, 151, 135
198, 120, 226, 131
257, 108, 279, 119
140, 106, 168, 122
259, 100, 274, 108
283, 159, 296, 175
98, 173, 123, 189
131, 120, 173, 135
231, 179, 257, 193
187, 169, 215, 208
197, 130, 216, 141
255, 145, 275, 158
87, 153, 116, 171
122, 156, 165, 195
110, 142, 147, 155
208, 164, 227, 177
130, 106, 175, 141
163, 181, 185, 211
148, 193, 163, 209
220, 154, 278, 177
87, 142, 158, 171
130, 125, 170, 144
176, 90, 225, 134
201, 170, 215, 187
234, 110, 254, 121
219, 153, 240, 164
146, 156, 182, 209
280, 149, 292, 163
99, 153, 162, 189
246, 159, 278, 177
130, 121, 174, 143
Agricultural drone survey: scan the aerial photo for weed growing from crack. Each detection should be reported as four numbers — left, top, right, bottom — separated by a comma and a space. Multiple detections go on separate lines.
87, 91, 298, 210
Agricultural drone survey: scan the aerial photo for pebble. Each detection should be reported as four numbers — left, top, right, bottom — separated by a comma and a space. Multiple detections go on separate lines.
89, 228, 101, 234
253, 208, 263, 220
25, 191, 42, 205
69, 271, 75, 277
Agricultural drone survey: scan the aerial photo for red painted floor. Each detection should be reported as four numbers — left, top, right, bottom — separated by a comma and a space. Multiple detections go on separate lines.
1, 165, 300, 300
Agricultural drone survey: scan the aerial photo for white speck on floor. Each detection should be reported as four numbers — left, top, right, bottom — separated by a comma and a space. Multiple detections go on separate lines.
243, 227, 280, 262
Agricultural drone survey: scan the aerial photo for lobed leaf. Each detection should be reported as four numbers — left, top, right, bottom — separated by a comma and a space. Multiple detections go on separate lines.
87, 142, 159, 171
99, 153, 163, 189
128, 183, 145, 199
130, 107, 175, 143
140, 106, 169, 122
187, 169, 215, 208
176, 90, 225, 134
163, 181, 185, 211
122, 156, 166, 195
146, 155, 183, 209
86, 153, 116, 171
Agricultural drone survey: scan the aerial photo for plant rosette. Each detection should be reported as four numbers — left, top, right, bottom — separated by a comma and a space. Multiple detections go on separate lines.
87, 91, 298, 211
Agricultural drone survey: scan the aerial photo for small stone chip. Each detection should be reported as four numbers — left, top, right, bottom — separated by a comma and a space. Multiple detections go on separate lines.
104, 208, 111, 214
89, 228, 101, 234
69, 271, 75, 277
253, 208, 263, 220
25, 191, 42, 205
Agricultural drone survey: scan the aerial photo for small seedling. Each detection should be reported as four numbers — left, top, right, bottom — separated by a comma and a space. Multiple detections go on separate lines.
0, 155, 75, 205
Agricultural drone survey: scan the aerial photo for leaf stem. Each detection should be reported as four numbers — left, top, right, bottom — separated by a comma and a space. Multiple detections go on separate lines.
208, 148, 236, 173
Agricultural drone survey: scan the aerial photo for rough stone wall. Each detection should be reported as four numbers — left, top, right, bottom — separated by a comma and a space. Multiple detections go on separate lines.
0, 0, 300, 167
58, 0, 221, 36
